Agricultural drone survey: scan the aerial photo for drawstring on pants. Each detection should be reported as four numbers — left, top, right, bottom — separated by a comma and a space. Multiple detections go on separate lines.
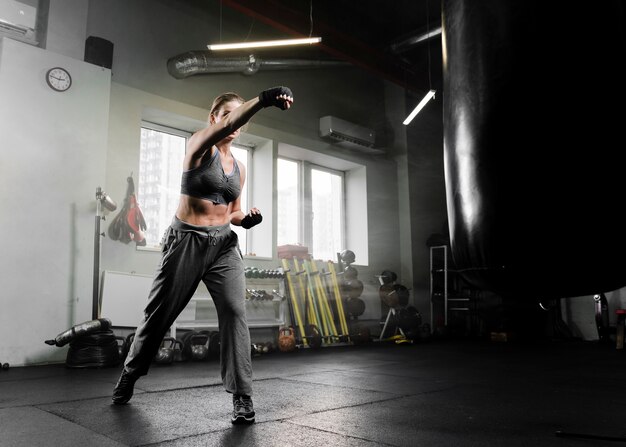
209, 229, 220, 246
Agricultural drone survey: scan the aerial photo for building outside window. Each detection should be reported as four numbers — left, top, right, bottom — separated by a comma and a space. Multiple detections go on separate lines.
138, 123, 249, 251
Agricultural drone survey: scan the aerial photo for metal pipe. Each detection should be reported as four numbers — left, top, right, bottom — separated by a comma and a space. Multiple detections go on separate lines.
167, 52, 349, 79
93, 188, 102, 320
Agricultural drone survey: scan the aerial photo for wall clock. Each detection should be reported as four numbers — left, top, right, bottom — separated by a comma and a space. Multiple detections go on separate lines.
46, 67, 72, 92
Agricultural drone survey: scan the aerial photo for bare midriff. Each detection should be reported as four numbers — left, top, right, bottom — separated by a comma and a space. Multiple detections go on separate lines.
176, 195, 232, 227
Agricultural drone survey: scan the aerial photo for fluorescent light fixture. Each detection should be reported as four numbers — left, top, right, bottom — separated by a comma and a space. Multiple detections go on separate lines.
403, 89, 436, 125
208, 37, 322, 51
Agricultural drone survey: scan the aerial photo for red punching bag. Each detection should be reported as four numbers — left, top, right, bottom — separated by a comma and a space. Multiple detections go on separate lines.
442, 0, 626, 300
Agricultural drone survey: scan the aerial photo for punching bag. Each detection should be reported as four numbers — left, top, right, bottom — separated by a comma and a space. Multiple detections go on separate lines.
442, 0, 626, 300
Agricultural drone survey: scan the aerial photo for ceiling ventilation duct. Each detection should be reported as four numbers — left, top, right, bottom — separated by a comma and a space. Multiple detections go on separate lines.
167, 52, 349, 79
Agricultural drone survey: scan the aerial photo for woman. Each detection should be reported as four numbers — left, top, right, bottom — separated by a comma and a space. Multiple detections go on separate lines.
112, 86, 294, 425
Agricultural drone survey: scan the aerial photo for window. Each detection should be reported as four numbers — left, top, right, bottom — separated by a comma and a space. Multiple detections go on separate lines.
310, 167, 344, 262
277, 157, 345, 261
276, 158, 299, 247
138, 123, 188, 250
137, 122, 250, 251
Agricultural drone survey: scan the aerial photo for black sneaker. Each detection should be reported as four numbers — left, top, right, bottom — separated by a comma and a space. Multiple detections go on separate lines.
231, 394, 255, 424
112, 371, 137, 405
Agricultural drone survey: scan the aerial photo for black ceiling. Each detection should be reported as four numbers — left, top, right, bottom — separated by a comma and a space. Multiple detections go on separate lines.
220, 0, 443, 94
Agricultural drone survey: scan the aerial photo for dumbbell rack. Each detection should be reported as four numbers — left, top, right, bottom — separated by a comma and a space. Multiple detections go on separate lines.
169, 277, 287, 339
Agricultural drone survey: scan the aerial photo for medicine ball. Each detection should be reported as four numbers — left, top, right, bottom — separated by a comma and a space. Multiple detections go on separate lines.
380, 270, 397, 285
340, 249, 355, 265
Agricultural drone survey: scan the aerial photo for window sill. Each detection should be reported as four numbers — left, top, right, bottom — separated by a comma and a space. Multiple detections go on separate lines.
136, 245, 161, 253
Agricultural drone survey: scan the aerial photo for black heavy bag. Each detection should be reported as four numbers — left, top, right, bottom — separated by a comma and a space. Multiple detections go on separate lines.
442, 0, 626, 300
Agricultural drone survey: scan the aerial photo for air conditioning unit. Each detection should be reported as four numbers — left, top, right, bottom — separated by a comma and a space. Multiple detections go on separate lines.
319, 115, 381, 153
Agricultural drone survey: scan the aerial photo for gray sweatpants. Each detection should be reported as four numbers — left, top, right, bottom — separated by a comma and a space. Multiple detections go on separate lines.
123, 216, 253, 396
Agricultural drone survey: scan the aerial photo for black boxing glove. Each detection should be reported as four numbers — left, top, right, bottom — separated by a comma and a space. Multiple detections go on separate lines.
258, 86, 293, 110
241, 212, 263, 229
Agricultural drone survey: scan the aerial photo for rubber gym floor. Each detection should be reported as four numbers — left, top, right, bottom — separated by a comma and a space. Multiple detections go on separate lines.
2, 338, 626, 447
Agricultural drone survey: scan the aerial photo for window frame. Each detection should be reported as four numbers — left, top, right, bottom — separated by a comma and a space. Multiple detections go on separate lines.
136, 121, 191, 252
136, 121, 253, 253
306, 161, 346, 261
277, 156, 346, 260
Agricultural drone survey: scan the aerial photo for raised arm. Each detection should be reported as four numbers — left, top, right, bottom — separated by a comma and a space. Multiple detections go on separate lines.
186, 87, 293, 166
186, 98, 262, 166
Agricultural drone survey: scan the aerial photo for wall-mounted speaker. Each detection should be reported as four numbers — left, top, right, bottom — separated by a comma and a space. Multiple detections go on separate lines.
84, 36, 114, 69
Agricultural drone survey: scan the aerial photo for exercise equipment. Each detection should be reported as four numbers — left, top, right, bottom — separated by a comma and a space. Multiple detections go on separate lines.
342, 279, 364, 300
345, 297, 365, 317
339, 249, 355, 265
281, 258, 308, 346
181, 331, 209, 361
379, 284, 398, 308
299, 260, 327, 341
65, 330, 121, 368
278, 326, 296, 352
45, 189, 121, 369
379, 270, 397, 285
115, 336, 127, 360
108, 174, 146, 247
154, 337, 176, 364
190, 334, 209, 361
93, 187, 116, 319
378, 305, 412, 344
327, 261, 350, 339
1, 363, 9, 370
393, 284, 410, 307
45, 318, 112, 347
307, 260, 340, 341
173, 339, 184, 362
443, 0, 626, 300
343, 265, 358, 280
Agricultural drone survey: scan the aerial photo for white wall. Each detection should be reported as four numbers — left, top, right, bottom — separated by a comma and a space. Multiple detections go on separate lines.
46, 0, 87, 60
0, 37, 111, 366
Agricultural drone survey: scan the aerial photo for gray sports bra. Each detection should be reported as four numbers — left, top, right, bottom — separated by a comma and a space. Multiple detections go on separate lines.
180, 150, 241, 205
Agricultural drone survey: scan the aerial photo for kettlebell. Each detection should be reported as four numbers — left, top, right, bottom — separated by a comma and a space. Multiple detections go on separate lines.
189, 334, 209, 361
173, 339, 184, 362
278, 326, 296, 352
115, 336, 127, 360
154, 337, 176, 365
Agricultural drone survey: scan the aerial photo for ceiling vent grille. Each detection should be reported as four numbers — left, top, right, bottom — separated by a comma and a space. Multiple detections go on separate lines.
319, 115, 379, 152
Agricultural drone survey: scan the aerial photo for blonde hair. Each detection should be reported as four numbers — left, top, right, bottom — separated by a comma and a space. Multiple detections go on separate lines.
209, 92, 245, 120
